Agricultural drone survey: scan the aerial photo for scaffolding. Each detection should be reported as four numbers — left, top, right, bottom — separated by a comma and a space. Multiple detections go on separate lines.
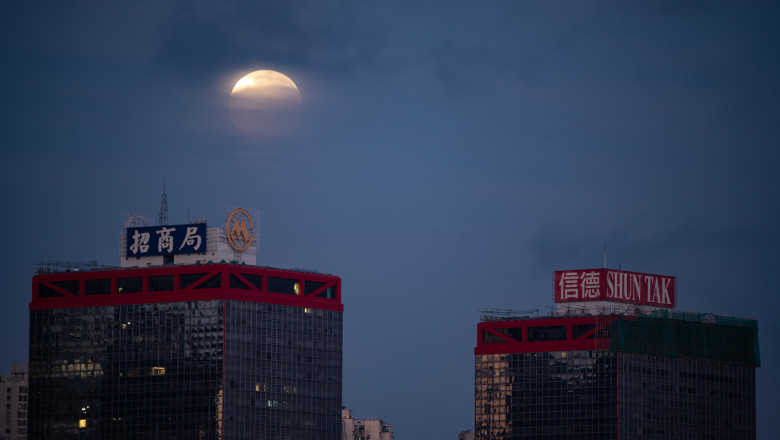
600, 309, 760, 367
479, 309, 539, 322
34, 260, 113, 274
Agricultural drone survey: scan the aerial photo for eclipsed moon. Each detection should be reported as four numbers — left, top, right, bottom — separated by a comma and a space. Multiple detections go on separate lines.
229, 70, 302, 141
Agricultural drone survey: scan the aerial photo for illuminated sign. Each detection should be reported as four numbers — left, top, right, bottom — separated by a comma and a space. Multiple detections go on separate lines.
126, 223, 207, 257
554, 269, 675, 308
226, 208, 254, 252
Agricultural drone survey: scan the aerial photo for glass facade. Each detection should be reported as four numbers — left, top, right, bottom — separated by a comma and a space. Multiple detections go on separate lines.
618, 353, 755, 439
28, 299, 342, 439
475, 351, 756, 440
223, 300, 342, 439
475, 351, 618, 440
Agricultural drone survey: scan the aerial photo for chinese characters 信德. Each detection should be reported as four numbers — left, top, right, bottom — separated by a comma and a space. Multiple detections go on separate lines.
558, 271, 601, 300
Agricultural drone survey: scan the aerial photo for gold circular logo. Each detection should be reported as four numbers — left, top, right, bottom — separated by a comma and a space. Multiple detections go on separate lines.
226, 208, 254, 251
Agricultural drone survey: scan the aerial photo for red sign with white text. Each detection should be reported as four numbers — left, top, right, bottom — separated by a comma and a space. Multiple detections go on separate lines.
554, 269, 675, 308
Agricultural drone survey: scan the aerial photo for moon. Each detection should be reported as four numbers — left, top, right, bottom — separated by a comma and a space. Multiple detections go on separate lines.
229, 70, 302, 141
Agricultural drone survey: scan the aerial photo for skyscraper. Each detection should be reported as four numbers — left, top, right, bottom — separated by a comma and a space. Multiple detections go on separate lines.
474, 268, 759, 440
28, 208, 343, 439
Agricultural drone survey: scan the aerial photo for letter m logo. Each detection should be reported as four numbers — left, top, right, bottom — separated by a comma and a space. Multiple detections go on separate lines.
231, 218, 250, 243
226, 208, 254, 251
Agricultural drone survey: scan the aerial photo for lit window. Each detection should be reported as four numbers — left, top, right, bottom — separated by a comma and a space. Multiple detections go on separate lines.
79, 419, 87, 428
151, 367, 166, 376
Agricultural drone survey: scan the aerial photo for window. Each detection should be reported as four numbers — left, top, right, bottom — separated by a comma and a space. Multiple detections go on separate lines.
85, 278, 110, 295
38, 284, 64, 298
527, 325, 567, 341
181, 273, 208, 288
573, 324, 596, 339
483, 330, 508, 344
117, 277, 142, 293
268, 277, 299, 295
194, 274, 221, 289
149, 275, 174, 292
316, 286, 335, 299
239, 273, 262, 289
230, 274, 251, 289
54, 280, 80, 295
495, 327, 523, 341
305, 281, 325, 295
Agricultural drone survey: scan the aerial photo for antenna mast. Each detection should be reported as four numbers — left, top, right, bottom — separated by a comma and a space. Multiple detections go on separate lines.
159, 184, 168, 226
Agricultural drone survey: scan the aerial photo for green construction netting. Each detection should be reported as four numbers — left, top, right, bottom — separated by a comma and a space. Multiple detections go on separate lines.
608, 311, 760, 367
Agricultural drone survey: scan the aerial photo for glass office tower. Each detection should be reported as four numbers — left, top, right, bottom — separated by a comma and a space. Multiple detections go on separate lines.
474, 312, 759, 440
28, 264, 342, 440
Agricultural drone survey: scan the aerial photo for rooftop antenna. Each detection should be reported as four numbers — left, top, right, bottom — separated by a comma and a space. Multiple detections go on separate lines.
159, 183, 168, 226
603, 243, 607, 268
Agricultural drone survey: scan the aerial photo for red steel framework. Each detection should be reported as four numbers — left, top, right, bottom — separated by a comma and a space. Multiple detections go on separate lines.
475, 316, 617, 355
30, 263, 342, 312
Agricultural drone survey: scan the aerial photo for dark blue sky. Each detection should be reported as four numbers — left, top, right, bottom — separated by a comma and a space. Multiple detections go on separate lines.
1, 1, 778, 438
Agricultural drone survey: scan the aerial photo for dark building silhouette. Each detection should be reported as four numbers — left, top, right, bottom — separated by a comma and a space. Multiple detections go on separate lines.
28, 210, 343, 439
474, 268, 759, 440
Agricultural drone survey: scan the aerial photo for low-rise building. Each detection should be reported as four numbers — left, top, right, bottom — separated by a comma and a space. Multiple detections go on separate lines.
0, 363, 28, 440
342, 408, 394, 440
459, 429, 475, 440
